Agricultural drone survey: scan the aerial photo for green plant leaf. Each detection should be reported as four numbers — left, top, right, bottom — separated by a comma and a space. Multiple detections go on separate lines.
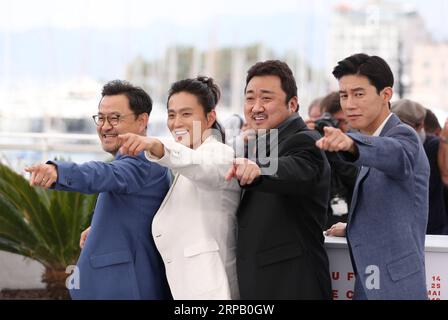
0, 163, 96, 278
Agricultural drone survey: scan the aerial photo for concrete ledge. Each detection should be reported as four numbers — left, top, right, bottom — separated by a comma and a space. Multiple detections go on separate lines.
0, 251, 45, 290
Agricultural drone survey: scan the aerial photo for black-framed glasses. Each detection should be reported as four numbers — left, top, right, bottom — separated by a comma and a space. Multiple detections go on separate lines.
92, 113, 135, 126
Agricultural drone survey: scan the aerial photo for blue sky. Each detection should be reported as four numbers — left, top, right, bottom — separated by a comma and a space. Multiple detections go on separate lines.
0, 0, 446, 38
0, 0, 447, 84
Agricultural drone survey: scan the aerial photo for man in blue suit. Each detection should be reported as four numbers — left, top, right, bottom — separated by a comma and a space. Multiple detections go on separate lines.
25, 80, 171, 300
319, 54, 430, 300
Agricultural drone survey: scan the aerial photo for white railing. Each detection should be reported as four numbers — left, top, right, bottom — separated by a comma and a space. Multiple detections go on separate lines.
0, 132, 108, 169
0, 131, 103, 155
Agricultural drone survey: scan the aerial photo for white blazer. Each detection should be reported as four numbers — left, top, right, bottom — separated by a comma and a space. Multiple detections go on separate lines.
146, 136, 241, 300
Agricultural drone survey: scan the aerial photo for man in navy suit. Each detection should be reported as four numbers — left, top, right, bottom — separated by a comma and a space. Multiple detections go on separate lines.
26, 80, 171, 300
320, 54, 429, 300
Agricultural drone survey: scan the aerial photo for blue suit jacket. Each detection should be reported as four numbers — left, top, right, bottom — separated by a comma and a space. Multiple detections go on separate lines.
50, 152, 171, 300
344, 114, 429, 300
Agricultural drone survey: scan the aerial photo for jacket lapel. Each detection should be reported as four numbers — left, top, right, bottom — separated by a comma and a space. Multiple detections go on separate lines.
240, 115, 307, 204
348, 114, 400, 225
347, 165, 370, 225
277, 115, 307, 145
156, 172, 180, 213
380, 113, 401, 137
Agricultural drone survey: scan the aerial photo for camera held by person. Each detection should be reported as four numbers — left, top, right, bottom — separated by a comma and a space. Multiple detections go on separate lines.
315, 112, 340, 135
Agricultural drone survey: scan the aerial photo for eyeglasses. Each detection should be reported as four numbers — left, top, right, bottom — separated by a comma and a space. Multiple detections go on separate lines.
92, 113, 135, 126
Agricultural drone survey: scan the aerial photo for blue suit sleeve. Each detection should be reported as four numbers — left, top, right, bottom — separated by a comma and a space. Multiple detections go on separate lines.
48, 154, 154, 194
347, 125, 421, 180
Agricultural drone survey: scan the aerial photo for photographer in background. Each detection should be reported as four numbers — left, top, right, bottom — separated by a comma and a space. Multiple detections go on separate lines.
392, 100, 448, 235
316, 92, 358, 229
305, 97, 324, 130
315, 92, 350, 135
424, 108, 442, 137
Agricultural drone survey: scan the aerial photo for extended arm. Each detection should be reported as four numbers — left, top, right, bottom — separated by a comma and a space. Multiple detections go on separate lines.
119, 133, 235, 189
26, 156, 154, 194
227, 132, 328, 195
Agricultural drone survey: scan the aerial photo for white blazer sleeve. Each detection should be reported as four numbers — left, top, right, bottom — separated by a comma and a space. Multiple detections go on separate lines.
145, 137, 236, 189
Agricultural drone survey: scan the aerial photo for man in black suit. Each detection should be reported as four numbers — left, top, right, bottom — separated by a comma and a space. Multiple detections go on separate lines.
225, 60, 332, 299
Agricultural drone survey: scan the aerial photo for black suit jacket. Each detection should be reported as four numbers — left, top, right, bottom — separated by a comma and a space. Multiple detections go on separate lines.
236, 115, 332, 300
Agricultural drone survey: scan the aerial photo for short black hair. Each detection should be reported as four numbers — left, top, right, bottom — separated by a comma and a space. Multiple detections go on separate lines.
101, 80, 153, 116
168, 76, 220, 114
332, 53, 394, 94
245, 60, 298, 109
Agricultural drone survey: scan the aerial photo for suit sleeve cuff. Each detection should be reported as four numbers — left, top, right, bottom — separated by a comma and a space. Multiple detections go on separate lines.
45, 160, 72, 188
144, 138, 179, 166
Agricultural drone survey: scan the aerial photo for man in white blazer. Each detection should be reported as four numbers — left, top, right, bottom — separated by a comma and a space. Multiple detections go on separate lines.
118, 77, 241, 300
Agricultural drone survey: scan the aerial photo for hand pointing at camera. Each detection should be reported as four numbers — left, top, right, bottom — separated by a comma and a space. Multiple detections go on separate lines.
316, 127, 358, 154
24, 164, 58, 188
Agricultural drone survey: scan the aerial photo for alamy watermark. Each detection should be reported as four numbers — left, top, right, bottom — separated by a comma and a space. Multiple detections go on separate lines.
365, 265, 380, 290
166, 122, 279, 175
65, 265, 80, 290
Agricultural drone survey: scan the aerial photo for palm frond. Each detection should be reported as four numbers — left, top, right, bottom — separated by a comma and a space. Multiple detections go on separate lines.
0, 163, 96, 271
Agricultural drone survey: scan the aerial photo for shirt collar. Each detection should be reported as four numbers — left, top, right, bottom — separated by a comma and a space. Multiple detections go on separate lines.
372, 113, 393, 137
277, 113, 300, 131
255, 113, 299, 142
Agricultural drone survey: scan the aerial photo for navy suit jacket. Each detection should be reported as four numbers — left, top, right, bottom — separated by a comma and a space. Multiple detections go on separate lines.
50, 152, 171, 300
344, 114, 430, 300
